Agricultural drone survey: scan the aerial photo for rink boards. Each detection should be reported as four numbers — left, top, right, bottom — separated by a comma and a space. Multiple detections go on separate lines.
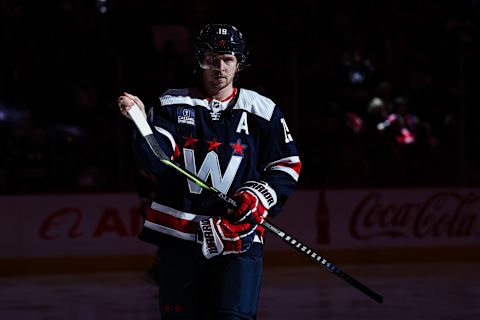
1, 188, 479, 274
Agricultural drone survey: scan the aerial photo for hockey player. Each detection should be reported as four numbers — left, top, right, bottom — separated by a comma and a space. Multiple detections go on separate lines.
118, 23, 301, 320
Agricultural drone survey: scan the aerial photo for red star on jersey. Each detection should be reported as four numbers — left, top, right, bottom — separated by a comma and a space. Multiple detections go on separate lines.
230, 139, 247, 156
206, 137, 222, 152
183, 133, 198, 148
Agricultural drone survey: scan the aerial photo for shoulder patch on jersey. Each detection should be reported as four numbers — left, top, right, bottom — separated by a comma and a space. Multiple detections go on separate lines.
160, 88, 208, 108
233, 89, 276, 121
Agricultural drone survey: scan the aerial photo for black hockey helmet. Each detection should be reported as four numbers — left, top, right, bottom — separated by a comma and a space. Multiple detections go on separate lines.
194, 24, 248, 65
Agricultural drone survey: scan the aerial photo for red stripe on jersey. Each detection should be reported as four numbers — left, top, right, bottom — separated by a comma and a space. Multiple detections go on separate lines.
274, 161, 302, 175
172, 144, 181, 160
146, 208, 198, 233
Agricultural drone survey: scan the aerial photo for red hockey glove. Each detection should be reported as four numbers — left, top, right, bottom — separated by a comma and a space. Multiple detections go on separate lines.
197, 181, 277, 259
229, 181, 278, 224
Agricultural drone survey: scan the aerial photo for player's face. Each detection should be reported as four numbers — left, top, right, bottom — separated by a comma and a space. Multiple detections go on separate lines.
200, 52, 238, 92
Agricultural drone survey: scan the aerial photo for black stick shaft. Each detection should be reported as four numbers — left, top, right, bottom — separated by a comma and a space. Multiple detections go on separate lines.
263, 221, 383, 303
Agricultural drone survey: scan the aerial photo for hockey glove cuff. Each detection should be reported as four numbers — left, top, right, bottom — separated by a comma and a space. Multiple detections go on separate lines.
198, 216, 257, 259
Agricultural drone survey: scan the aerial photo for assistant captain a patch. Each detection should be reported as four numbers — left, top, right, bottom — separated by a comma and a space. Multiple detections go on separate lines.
177, 107, 196, 126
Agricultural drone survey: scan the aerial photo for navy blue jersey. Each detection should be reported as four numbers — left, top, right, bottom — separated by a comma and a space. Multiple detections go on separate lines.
131, 88, 301, 245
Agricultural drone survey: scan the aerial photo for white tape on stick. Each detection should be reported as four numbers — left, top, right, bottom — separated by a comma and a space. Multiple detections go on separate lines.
128, 104, 153, 137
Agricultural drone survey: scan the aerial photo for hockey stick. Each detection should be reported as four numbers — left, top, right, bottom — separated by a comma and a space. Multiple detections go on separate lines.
128, 104, 383, 304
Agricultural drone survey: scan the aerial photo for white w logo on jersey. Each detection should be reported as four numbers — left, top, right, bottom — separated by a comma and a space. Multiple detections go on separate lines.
183, 149, 242, 194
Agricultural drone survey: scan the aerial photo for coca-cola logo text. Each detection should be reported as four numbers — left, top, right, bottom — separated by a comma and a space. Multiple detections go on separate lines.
350, 192, 478, 240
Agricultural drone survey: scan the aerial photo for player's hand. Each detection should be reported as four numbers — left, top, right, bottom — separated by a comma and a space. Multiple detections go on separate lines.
229, 181, 278, 224
196, 181, 277, 259
197, 215, 257, 259
117, 92, 146, 120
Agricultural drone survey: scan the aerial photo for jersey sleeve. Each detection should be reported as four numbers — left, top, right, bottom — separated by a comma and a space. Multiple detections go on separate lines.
259, 106, 302, 217
130, 103, 180, 174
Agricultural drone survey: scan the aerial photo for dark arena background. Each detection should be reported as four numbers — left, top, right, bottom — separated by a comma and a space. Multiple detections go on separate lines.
1, 1, 479, 319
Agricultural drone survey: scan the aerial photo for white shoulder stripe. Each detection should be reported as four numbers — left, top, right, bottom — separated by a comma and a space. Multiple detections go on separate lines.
234, 89, 276, 121
159, 89, 208, 107
154, 126, 177, 152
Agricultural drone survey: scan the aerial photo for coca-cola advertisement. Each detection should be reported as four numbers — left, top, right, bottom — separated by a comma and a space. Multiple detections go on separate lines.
328, 188, 480, 247
265, 188, 480, 253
